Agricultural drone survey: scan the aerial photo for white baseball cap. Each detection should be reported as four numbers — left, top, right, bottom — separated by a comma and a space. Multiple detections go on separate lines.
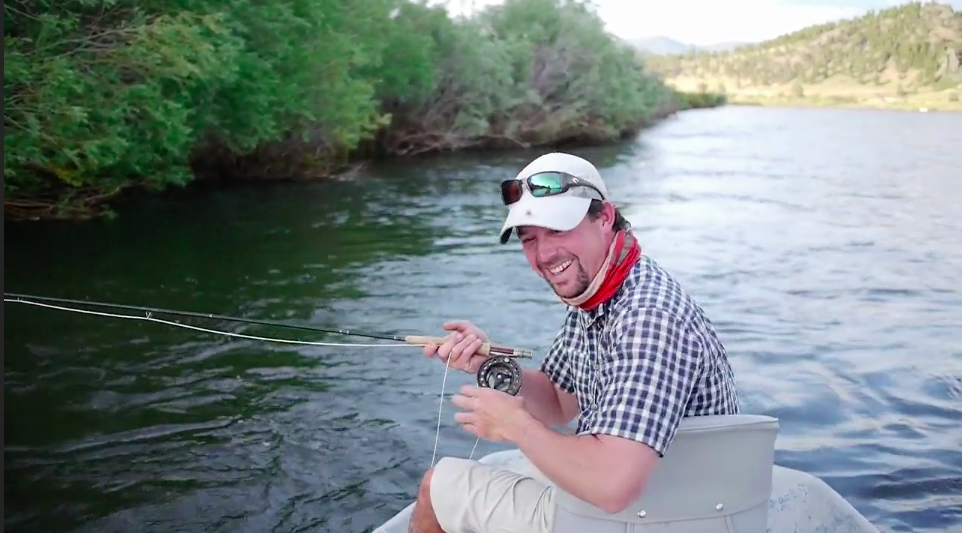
499, 152, 609, 244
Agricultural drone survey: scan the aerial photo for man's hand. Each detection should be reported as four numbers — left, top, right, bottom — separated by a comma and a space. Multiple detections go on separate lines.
451, 385, 533, 442
422, 321, 489, 374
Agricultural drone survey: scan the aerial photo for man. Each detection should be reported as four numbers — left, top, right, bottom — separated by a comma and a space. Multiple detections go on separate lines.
409, 152, 740, 533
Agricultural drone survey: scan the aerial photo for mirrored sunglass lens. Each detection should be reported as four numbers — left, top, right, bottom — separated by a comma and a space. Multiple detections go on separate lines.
528, 173, 565, 197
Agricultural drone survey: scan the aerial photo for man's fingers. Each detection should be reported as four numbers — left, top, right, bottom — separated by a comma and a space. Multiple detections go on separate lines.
454, 411, 474, 424
437, 332, 462, 360
451, 335, 477, 367
423, 342, 438, 358
457, 335, 479, 352
467, 337, 484, 359
432, 322, 488, 373
444, 335, 464, 364
451, 393, 471, 409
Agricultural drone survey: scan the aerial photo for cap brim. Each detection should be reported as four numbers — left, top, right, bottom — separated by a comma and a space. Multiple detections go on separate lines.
499, 195, 592, 244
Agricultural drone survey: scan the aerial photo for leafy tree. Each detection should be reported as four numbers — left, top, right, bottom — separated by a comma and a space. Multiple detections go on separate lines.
4, 0, 684, 220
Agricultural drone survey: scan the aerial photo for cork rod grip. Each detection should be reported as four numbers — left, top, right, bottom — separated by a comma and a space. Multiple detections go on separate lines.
403, 335, 492, 357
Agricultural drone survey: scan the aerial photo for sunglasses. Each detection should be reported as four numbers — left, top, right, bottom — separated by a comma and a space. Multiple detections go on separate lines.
500, 171, 605, 205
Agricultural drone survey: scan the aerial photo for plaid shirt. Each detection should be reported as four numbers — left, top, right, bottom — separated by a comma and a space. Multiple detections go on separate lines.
540, 254, 740, 456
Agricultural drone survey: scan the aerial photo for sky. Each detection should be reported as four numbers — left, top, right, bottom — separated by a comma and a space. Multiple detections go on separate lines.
436, 0, 962, 46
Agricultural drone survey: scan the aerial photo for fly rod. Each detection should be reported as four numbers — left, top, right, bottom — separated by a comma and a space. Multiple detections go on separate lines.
3, 292, 531, 395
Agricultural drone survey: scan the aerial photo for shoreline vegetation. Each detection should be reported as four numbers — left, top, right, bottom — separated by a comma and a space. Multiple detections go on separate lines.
643, 2, 962, 114
3, 0, 725, 223
664, 77, 961, 112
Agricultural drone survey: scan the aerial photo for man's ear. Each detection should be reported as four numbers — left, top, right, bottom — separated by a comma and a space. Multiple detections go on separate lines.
599, 201, 617, 230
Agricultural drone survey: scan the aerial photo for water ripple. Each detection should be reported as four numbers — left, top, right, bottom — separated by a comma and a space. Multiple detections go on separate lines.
4, 106, 961, 533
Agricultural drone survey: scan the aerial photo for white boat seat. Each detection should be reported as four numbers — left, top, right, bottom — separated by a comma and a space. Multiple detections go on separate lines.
551, 414, 780, 533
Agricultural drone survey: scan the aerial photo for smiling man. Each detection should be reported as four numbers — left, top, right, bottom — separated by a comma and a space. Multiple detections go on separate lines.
408, 152, 741, 533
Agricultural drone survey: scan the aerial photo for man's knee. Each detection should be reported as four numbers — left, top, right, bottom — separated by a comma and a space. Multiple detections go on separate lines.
424, 457, 554, 533
423, 458, 461, 507
418, 466, 434, 502
411, 466, 444, 533
422, 458, 472, 527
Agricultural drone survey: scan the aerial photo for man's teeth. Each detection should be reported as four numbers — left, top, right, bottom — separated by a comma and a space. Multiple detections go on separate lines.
549, 260, 573, 275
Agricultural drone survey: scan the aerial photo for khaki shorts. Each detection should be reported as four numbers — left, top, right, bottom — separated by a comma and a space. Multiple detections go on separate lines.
430, 456, 556, 533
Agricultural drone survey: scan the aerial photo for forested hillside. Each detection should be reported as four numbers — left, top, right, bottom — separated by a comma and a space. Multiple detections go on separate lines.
644, 2, 962, 108
4, 0, 686, 221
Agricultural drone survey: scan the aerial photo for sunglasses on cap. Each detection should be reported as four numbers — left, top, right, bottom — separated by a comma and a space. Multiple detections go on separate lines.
500, 171, 605, 205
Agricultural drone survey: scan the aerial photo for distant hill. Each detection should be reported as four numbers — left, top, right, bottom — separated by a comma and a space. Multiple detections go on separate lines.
700, 41, 752, 53
643, 2, 962, 110
631, 36, 750, 56
632, 36, 694, 55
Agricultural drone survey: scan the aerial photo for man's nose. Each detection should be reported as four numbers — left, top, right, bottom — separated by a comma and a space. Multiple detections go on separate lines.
537, 241, 560, 263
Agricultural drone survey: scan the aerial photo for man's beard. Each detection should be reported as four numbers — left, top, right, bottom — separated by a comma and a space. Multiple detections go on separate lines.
546, 263, 591, 299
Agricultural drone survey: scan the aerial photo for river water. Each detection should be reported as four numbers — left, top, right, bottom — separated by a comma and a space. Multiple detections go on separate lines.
4, 106, 961, 533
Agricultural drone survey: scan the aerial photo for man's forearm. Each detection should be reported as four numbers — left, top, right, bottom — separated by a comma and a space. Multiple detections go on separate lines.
518, 369, 568, 427
506, 415, 634, 513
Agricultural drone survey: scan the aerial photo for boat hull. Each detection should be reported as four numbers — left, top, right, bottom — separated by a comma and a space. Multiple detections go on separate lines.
372, 449, 879, 533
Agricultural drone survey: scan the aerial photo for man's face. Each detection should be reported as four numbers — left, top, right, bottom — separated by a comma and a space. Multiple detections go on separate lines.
517, 204, 615, 298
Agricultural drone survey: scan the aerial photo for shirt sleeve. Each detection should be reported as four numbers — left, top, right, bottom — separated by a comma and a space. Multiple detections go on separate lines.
539, 311, 577, 394
586, 306, 703, 456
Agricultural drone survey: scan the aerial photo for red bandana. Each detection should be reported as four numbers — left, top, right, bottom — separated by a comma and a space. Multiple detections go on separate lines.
562, 230, 641, 311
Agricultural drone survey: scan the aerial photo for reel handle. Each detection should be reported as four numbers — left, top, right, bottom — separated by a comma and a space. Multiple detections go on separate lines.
404, 335, 493, 356
404, 335, 533, 358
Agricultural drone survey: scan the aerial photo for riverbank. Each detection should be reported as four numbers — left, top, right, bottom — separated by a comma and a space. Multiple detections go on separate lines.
664, 76, 962, 112
3, 0, 725, 223
726, 94, 962, 112
671, 90, 728, 110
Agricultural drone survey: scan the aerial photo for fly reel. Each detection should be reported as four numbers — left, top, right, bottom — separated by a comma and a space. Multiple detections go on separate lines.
476, 356, 523, 396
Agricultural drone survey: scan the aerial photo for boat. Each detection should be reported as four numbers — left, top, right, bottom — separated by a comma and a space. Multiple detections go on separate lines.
373, 414, 880, 533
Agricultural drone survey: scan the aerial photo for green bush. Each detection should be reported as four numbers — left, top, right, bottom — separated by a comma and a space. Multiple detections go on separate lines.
672, 90, 728, 110
4, 0, 685, 220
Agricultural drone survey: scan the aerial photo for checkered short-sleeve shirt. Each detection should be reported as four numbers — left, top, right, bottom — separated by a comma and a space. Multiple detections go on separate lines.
540, 254, 740, 456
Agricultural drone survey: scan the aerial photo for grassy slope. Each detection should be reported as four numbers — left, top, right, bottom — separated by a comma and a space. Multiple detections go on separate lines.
642, 2, 962, 111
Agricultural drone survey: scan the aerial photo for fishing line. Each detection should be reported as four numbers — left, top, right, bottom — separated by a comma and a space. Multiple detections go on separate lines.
2, 298, 404, 348
7, 295, 602, 469
2, 293, 534, 358
431, 353, 482, 468
5, 293, 506, 466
